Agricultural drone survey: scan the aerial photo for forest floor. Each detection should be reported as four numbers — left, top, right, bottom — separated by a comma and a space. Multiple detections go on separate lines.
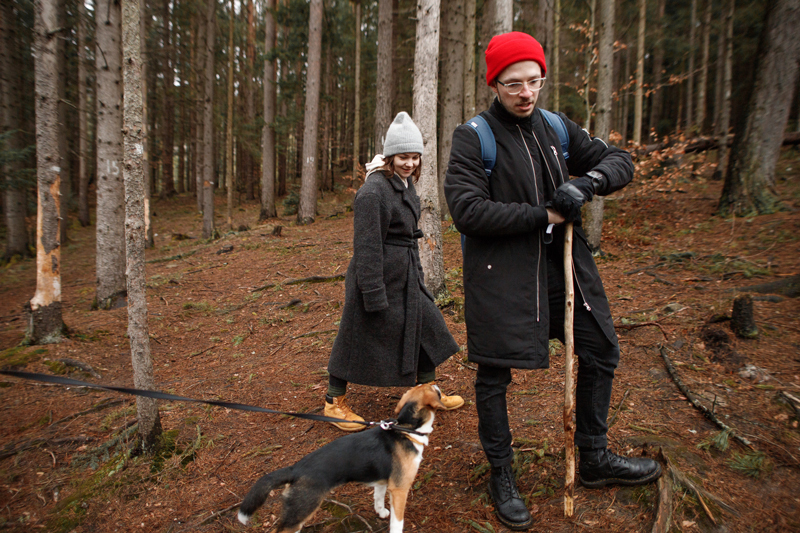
1, 147, 800, 533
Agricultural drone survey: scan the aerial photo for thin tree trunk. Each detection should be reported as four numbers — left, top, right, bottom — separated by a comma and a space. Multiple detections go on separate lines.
244, 0, 256, 201
297, 0, 322, 225
194, 11, 205, 212
374, 0, 392, 153
121, 0, 162, 453
140, 0, 153, 248
494, 0, 512, 34
77, 0, 90, 227
686, 0, 697, 134
1, 1, 29, 258
413, 0, 447, 299
259, 0, 277, 220
353, 0, 361, 181
648, 0, 665, 139
463, 0, 476, 119
477, 0, 494, 110
57, 0, 69, 246
632, 0, 646, 145
714, 0, 734, 180
621, 45, 630, 145
225, 0, 235, 228
95, 0, 127, 309
697, 0, 712, 134
586, 0, 614, 251
584, 0, 597, 130
553, 0, 561, 111
536, 0, 554, 110
438, 0, 464, 218
160, 0, 176, 198
202, 0, 216, 239
27, 0, 63, 343
713, 12, 725, 135
719, 0, 800, 215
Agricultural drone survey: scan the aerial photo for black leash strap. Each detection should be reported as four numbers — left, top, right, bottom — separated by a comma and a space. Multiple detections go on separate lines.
0, 370, 426, 436
0, 370, 370, 428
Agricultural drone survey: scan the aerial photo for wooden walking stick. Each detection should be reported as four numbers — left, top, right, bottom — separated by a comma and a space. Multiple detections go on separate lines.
563, 221, 577, 517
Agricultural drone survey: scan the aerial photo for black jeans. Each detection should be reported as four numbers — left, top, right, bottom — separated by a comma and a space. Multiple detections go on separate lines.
475, 256, 620, 467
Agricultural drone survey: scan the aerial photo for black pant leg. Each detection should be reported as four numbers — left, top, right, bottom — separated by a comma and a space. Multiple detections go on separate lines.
475, 364, 514, 467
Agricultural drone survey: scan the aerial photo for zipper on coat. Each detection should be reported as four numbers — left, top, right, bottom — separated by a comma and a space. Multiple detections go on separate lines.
532, 125, 593, 314
516, 124, 542, 322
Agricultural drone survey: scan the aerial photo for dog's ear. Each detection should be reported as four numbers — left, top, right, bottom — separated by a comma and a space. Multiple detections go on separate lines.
426, 384, 447, 410
395, 386, 417, 415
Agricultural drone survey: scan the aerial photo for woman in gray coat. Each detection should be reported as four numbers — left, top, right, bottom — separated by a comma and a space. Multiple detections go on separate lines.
325, 112, 463, 431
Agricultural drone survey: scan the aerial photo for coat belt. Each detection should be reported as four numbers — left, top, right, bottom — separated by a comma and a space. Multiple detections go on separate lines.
384, 230, 423, 375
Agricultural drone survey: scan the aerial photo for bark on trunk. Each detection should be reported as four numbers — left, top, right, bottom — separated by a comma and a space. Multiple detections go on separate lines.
1, 1, 30, 259
57, 0, 69, 246
140, 0, 153, 248
160, 0, 176, 198
194, 11, 205, 212
586, 0, 614, 252
719, 0, 800, 215
536, 0, 554, 110
297, 0, 323, 225
374, 0, 393, 153
28, 0, 64, 344
95, 0, 127, 309
202, 0, 216, 239
494, 0, 512, 34
583, 0, 597, 130
244, 0, 255, 201
632, 0, 646, 145
413, 0, 447, 299
648, 0, 665, 139
463, 0, 476, 119
225, 0, 235, 228
77, 0, 90, 227
352, 0, 361, 182
259, 0, 277, 220
553, 0, 561, 111
438, 0, 464, 219
686, 0, 697, 134
714, 0, 734, 180
121, 0, 162, 453
697, 0, 712, 133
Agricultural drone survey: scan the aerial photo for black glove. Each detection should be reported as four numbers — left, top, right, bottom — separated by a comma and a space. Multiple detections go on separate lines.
553, 177, 594, 222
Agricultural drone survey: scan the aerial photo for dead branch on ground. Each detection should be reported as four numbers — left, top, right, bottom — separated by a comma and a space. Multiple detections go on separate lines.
616, 321, 669, 340
251, 274, 345, 293
659, 345, 753, 449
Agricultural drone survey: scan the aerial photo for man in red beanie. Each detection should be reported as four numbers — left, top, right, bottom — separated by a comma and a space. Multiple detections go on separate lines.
444, 31, 661, 530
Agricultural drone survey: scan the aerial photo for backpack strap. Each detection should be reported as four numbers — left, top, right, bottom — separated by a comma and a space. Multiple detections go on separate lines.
539, 109, 570, 160
465, 115, 496, 177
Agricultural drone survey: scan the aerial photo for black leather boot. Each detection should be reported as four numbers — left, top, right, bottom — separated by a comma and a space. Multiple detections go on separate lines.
488, 465, 532, 530
579, 448, 662, 488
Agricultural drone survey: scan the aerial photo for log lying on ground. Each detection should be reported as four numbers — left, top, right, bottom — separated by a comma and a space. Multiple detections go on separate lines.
733, 275, 800, 298
683, 132, 800, 153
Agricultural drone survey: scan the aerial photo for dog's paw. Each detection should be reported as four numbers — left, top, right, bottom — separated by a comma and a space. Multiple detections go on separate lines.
375, 507, 390, 519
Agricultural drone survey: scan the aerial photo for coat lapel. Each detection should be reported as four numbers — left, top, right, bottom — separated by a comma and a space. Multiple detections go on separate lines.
390, 174, 421, 221
532, 110, 568, 188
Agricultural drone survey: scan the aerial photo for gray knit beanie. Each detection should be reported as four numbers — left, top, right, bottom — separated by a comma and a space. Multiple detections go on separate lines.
383, 112, 424, 157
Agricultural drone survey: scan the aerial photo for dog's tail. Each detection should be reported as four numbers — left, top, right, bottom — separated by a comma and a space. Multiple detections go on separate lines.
237, 466, 295, 525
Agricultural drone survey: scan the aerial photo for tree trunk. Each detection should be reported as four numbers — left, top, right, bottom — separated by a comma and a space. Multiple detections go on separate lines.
297, 0, 323, 225
352, 0, 361, 181
583, 0, 597, 130
621, 45, 631, 145
536, 0, 554, 110
374, 0, 393, 154
632, 0, 646, 145
413, 0, 447, 299
259, 0, 277, 220
476, 0, 494, 110
121, 0, 162, 454
244, 0, 256, 201
714, 0, 734, 180
686, 0, 697, 134
1, 1, 30, 259
160, 0, 176, 198
586, 0, 614, 252
697, 0, 712, 133
95, 0, 127, 310
713, 12, 725, 135
77, 0, 90, 227
494, 0, 512, 34
438, 0, 464, 219
57, 0, 69, 246
194, 10, 205, 212
202, 0, 216, 239
463, 0, 477, 119
140, 0, 153, 248
719, 0, 800, 215
225, 0, 235, 228
27, 0, 64, 344
648, 0, 665, 139
553, 0, 561, 111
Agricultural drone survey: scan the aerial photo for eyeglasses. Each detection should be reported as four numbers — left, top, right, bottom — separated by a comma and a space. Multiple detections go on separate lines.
496, 78, 546, 95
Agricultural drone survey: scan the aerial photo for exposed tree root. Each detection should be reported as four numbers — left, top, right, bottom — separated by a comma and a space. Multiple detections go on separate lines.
252, 274, 345, 292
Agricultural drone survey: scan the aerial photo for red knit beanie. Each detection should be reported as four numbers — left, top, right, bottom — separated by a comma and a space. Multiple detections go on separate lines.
485, 32, 547, 86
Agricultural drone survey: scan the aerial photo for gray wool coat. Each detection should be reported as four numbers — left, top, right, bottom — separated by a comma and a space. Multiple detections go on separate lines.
327, 170, 459, 387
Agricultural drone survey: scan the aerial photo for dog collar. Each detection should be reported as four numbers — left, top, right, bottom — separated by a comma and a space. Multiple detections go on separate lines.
373, 419, 427, 438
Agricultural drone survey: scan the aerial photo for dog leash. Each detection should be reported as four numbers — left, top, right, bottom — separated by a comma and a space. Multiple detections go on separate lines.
0, 370, 426, 436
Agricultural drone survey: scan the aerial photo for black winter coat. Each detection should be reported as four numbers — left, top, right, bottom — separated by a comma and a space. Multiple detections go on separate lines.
328, 171, 459, 387
444, 100, 634, 369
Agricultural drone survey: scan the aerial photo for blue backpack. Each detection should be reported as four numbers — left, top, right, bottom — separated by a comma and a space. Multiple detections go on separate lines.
460, 109, 570, 251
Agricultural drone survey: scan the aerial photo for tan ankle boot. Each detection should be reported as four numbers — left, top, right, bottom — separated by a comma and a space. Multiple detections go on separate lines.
324, 394, 366, 431
440, 393, 465, 410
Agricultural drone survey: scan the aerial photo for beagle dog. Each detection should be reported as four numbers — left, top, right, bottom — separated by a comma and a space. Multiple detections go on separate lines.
237, 383, 447, 533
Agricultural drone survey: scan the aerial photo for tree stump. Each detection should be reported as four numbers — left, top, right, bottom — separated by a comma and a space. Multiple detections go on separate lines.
731, 294, 758, 339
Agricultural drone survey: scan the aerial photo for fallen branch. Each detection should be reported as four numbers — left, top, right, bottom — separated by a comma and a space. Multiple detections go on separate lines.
651, 450, 673, 533
251, 274, 345, 292
607, 389, 630, 429
659, 345, 754, 449
292, 329, 337, 340
197, 501, 240, 526
0, 436, 96, 461
616, 321, 669, 340
51, 398, 124, 426
56, 358, 102, 378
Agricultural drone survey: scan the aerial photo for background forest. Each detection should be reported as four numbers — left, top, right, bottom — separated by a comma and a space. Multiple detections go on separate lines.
1, 0, 800, 531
